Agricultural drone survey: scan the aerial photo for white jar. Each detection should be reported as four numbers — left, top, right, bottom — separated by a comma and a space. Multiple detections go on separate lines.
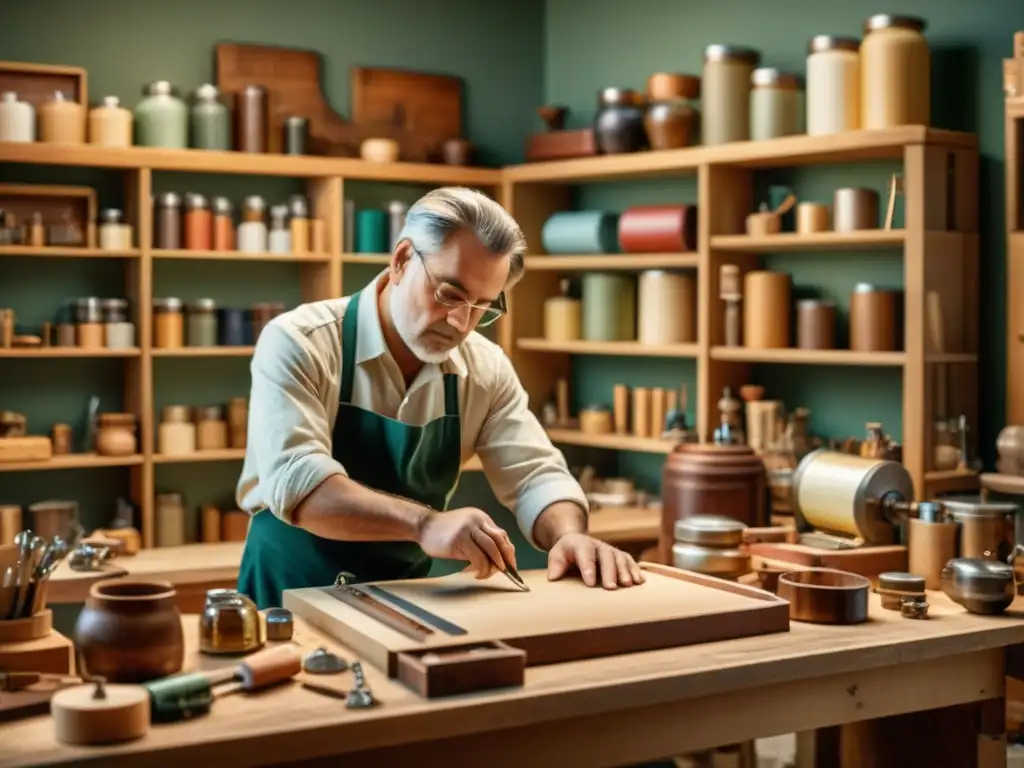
268, 204, 292, 254
806, 35, 861, 135
0, 91, 35, 142
750, 69, 803, 141
237, 195, 268, 253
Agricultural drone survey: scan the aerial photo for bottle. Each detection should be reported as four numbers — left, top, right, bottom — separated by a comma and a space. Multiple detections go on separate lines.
190, 84, 230, 151
212, 197, 234, 251
237, 196, 268, 253
268, 205, 291, 254
0, 92, 35, 143
184, 193, 213, 250
88, 96, 133, 147
135, 81, 188, 149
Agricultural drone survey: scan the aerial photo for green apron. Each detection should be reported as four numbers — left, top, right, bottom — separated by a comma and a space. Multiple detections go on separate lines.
237, 288, 463, 609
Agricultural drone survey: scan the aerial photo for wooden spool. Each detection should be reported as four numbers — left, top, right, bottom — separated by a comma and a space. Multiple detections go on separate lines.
51, 680, 150, 745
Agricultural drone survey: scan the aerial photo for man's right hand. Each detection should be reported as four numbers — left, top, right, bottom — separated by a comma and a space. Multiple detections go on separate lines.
417, 508, 517, 579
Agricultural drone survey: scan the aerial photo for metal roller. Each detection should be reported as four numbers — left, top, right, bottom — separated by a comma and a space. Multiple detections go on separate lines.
791, 448, 915, 546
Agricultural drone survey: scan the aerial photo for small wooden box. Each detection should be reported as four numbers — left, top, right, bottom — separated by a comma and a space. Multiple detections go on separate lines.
747, 542, 908, 582
397, 640, 526, 698
0, 630, 74, 676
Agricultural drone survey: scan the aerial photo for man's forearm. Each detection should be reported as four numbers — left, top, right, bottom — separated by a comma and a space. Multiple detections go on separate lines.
532, 500, 587, 550
291, 474, 430, 542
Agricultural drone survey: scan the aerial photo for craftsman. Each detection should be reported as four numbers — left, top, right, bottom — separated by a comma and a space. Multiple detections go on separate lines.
236, 187, 645, 608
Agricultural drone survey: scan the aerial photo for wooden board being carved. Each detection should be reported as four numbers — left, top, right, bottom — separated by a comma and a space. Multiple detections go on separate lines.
284, 563, 789, 686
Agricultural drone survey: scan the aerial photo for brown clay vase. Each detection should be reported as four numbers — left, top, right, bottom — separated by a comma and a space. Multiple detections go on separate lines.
645, 100, 700, 150
74, 579, 185, 683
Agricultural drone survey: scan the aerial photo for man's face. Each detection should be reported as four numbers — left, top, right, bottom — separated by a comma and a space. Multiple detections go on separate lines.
389, 229, 510, 363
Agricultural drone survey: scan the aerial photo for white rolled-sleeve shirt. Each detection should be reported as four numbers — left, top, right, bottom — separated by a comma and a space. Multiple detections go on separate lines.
235, 273, 589, 548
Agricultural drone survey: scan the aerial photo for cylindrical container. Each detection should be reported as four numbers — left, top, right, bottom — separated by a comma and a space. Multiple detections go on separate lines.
660, 443, 767, 563
617, 205, 697, 253
0, 91, 35, 142
74, 580, 184, 683
88, 95, 133, 147
749, 68, 803, 141
268, 205, 291, 254
237, 196, 268, 253
76, 297, 104, 349
159, 406, 196, 456
613, 385, 629, 434
29, 500, 79, 542
186, 299, 218, 347
387, 201, 407, 252
154, 192, 182, 250
849, 283, 899, 352
283, 116, 309, 155
237, 85, 268, 153
543, 288, 582, 342
541, 211, 620, 254
743, 271, 791, 349
702, 45, 761, 145
155, 494, 186, 547
195, 406, 229, 451
579, 406, 613, 434
632, 387, 652, 438
907, 516, 959, 590
38, 91, 85, 144
943, 497, 1018, 562
212, 197, 234, 251
582, 273, 636, 341
218, 308, 248, 346
806, 36, 861, 135
796, 299, 836, 350
135, 81, 188, 149
102, 298, 135, 349
52, 424, 72, 455
861, 15, 930, 129
153, 297, 184, 349
190, 84, 230, 151
251, 303, 283, 343
290, 195, 310, 254
98, 209, 132, 250
638, 271, 695, 344
796, 202, 829, 233
833, 187, 879, 231
355, 209, 388, 253
228, 396, 248, 449
593, 87, 647, 154
184, 193, 212, 251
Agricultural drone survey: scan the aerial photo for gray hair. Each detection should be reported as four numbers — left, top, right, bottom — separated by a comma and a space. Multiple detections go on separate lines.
397, 187, 527, 285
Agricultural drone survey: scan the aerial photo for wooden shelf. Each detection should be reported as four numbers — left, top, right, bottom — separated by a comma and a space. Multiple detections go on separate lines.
153, 449, 246, 464
152, 249, 331, 262
525, 253, 699, 270
152, 347, 255, 357
0, 453, 144, 472
546, 428, 675, 455
711, 230, 905, 252
0, 141, 503, 185
710, 347, 904, 366
0, 347, 140, 358
0, 246, 140, 259
519, 339, 699, 358
503, 127, 975, 183
341, 253, 390, 265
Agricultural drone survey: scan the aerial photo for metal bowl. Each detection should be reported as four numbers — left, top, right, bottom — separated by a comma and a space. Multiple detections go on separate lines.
940, 557, 1016, 615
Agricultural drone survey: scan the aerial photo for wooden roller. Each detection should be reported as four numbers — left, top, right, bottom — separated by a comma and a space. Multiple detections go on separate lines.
51, 680, 150, 745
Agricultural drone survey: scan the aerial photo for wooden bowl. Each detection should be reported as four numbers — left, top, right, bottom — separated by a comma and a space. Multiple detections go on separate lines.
777, 568, 870, 624
360, 138, 399, 163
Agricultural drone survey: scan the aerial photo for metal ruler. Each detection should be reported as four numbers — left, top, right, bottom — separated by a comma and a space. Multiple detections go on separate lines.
359, 584, 467, 636
322, 585, 467, 641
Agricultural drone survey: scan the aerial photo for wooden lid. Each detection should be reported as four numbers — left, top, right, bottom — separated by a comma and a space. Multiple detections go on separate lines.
51, 681, 150, 746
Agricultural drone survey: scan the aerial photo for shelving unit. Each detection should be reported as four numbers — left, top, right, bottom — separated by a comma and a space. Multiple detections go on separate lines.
1005, 44, 1024, 424
1, 141, 500, 547
500, 126, 980, 500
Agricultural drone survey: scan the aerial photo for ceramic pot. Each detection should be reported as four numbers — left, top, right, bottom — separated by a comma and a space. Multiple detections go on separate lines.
95, 413, 137, 456
74, 579, 184, 683
645, 100, 699, 150
593, 87, 647, 154
441, 138, 472, 166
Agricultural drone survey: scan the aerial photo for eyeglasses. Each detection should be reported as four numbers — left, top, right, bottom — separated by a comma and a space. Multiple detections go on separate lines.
411, 247, 507, 328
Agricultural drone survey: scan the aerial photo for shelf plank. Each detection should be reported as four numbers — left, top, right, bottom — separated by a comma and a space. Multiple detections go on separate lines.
152, 347, 255, 358
0, 453, 144, 472
0, 141, 503, 186
710, 347, 904, 366
503, 127, 976, 183
153, 449, 246, 464
152, 249, 330, 263
519, 339, 699, 357
711, 230, 905, 252
546, 428, 675, 454
525, 253, 699, 270
0, 246, 140, 259
0, 347, 140, 358
341, 253, 390, 265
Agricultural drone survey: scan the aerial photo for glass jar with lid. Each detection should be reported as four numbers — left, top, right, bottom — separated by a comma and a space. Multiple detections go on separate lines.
702, 45, 761, 145
268, 204, 291, 254
212, 196, 234, 251
861, 15, 930, 129
186, 298, 218, 347
135, 81, 188, 148
102, 298, 135, 349
154, 192, 183, 250
153, 297, 185, 349
806, 36, 861, 135
749, 68, 803, 141
237, 195, 268, 253
190, 84, 230, 151
184, 193, 212, 251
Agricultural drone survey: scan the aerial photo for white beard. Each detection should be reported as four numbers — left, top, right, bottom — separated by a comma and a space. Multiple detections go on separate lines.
388, 281, 453, 364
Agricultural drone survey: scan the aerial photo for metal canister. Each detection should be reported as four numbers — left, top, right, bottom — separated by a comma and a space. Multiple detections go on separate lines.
942, 497, 1018, 561
283, 116, 309, 155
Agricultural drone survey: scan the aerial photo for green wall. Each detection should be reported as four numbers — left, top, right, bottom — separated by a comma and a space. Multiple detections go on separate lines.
544, 0, 1017, 485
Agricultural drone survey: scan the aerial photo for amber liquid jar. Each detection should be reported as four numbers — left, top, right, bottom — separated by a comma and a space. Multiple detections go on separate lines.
796, 299, 836, 350
212, 196, 234, 251
184, 193, 212, 251
237, 85, 268, 153
153, 297, 185, 349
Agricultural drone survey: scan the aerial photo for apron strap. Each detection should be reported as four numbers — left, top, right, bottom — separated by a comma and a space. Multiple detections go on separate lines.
443, 372, 459, 417
339, 289, 362, 406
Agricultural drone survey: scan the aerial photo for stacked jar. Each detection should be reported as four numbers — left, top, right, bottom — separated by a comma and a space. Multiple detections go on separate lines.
98, 209, 133, 251
153, 297, 184, 349
75, 298, 104, 348
102, 299, 135, 349
190, 84, 230, 150
187, 299, 218, 347
135, 81, 188, 149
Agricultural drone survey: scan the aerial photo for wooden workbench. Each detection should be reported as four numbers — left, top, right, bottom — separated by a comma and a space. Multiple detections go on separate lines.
2, 590, 1021, 767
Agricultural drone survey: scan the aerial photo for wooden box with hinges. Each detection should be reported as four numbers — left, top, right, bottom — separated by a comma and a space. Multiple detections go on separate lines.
283, 562, 789, 698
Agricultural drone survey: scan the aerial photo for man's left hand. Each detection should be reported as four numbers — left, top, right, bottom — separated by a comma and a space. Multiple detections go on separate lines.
547, 532, 645, 589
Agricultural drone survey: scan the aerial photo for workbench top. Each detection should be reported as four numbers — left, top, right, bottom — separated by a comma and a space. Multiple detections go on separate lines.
4, 590, 1024, 767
